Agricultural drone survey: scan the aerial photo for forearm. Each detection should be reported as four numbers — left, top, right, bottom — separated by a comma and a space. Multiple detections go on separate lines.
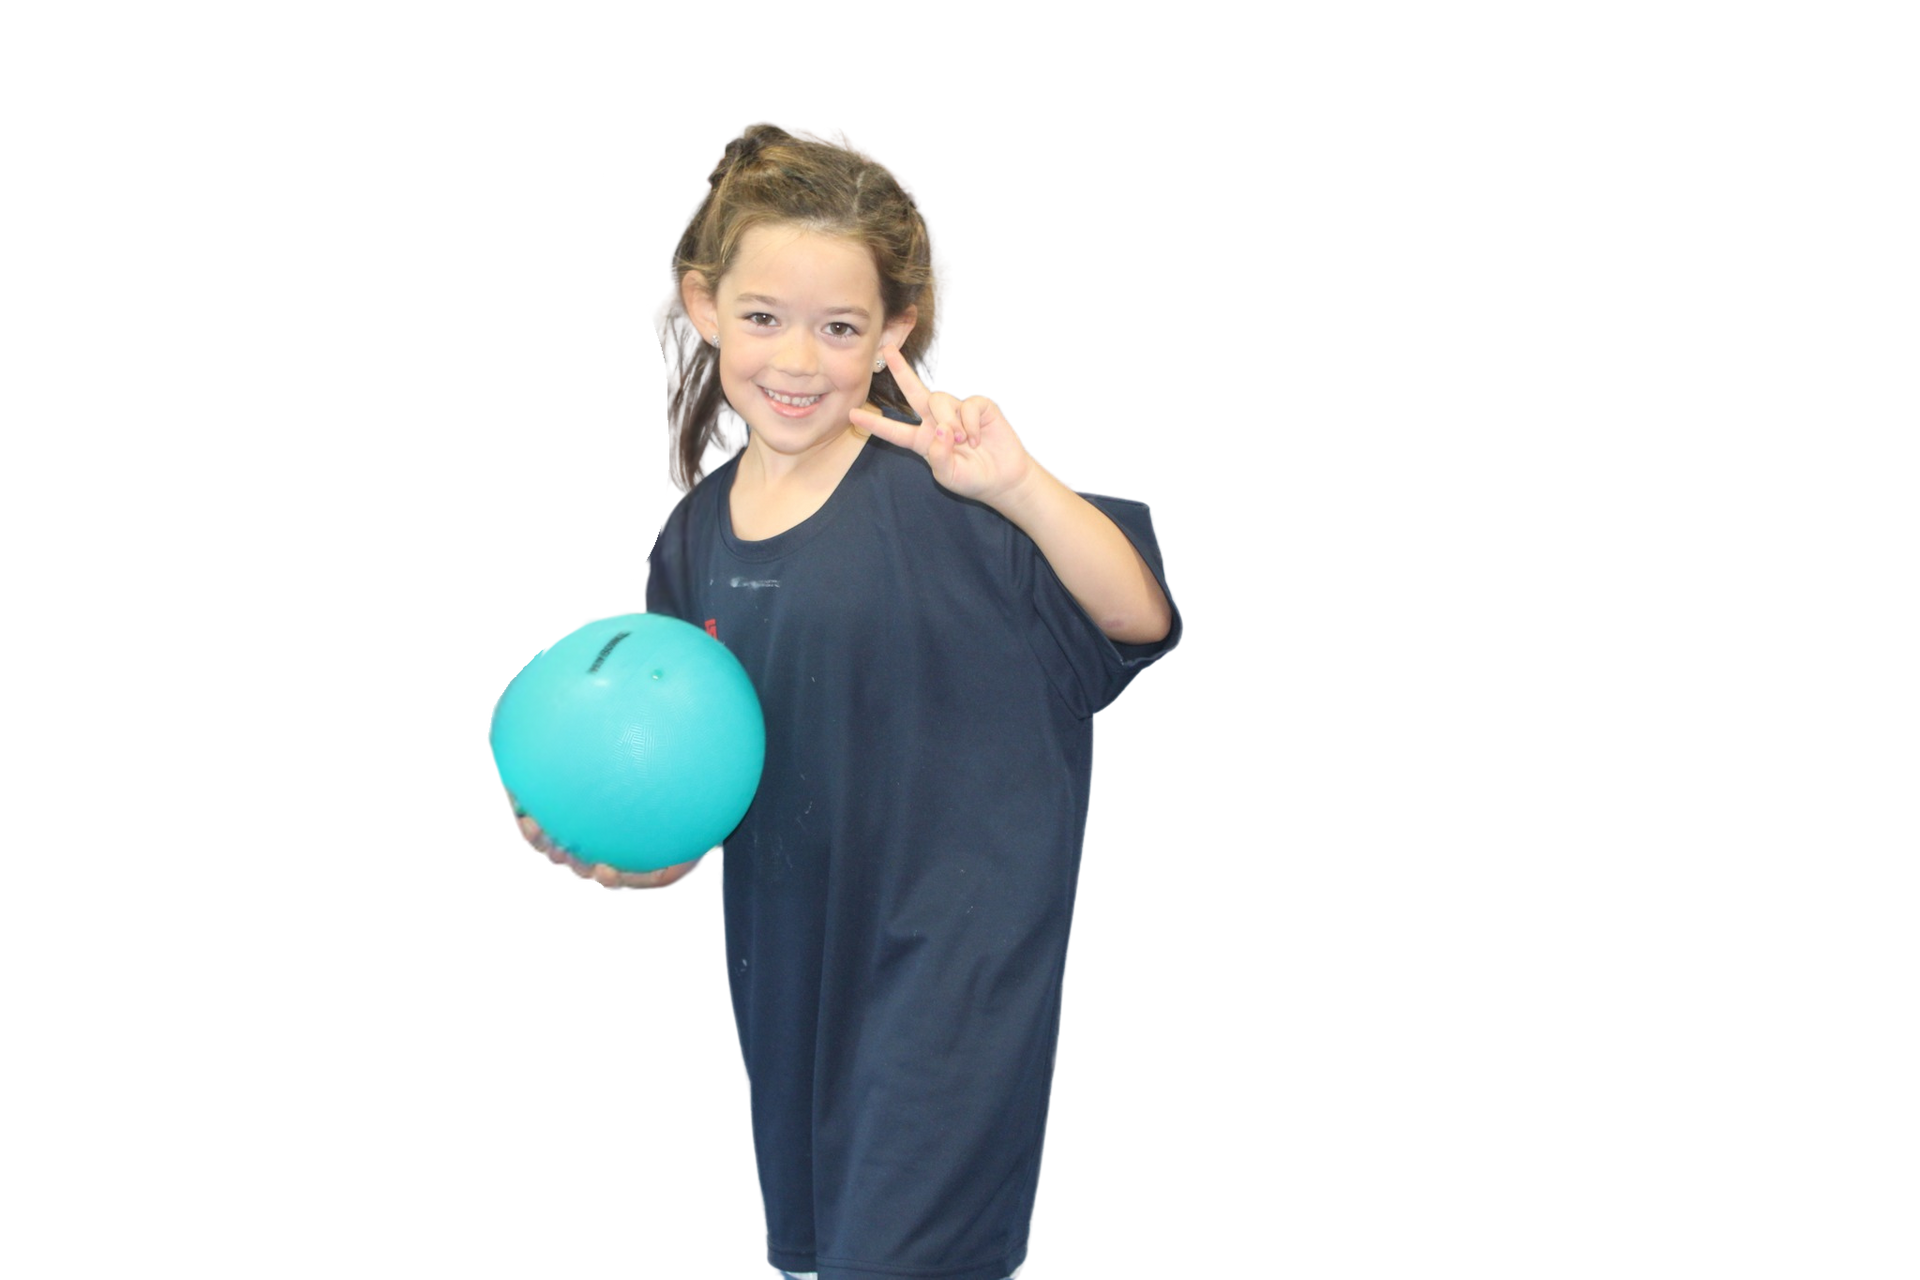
990, 462, 1173, 645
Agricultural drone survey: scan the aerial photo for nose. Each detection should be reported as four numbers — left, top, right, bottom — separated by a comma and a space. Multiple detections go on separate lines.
770, 326, 819, 378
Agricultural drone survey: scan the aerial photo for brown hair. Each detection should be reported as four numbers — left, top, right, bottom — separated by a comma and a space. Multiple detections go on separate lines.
664, 124, 937, 489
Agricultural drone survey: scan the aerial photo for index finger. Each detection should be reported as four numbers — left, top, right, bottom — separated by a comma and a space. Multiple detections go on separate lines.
882, 346, 932, 420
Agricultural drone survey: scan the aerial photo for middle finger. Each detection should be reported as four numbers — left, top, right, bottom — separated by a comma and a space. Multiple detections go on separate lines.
927, 391, 966, 445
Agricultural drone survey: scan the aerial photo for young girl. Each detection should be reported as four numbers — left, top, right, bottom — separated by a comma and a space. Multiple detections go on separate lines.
519, 124, 1179, 1280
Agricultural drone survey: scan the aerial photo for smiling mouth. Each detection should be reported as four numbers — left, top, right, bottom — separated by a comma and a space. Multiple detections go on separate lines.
761, 387, 824, 407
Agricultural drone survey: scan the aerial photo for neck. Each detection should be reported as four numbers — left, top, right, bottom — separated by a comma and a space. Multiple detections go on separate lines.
741, 421, 867, 490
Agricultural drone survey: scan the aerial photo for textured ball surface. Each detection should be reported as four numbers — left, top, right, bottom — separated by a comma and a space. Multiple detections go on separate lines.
490, 613, 765, 872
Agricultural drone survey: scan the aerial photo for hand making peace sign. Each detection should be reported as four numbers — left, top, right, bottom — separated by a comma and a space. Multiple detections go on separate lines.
848, 347, 1034, 507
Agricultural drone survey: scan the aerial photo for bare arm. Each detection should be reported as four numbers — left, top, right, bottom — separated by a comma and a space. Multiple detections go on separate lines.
848, 348, 1172, 646
987, 462, 1173, 645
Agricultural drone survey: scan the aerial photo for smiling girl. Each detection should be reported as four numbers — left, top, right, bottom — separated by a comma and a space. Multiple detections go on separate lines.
517, 124, 1179, 1280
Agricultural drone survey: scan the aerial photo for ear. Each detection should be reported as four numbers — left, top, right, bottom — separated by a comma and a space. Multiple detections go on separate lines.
880, 305, 918, 356
681, 272, 718, 343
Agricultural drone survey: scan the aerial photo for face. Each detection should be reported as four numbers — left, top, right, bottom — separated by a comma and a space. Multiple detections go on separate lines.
685, 223, 914, 464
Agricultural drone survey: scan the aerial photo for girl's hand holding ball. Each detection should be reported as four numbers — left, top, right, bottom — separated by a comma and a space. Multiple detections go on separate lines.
509, 791, 701, 889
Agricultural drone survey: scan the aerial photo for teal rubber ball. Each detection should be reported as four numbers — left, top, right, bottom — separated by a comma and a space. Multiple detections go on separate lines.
490, 613, 765, 872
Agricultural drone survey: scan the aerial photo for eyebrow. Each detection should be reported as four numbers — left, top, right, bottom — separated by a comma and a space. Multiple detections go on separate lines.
735, 293, 871, 320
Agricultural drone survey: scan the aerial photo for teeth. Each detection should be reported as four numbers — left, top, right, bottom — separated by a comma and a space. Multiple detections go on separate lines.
764, 388, 822, 406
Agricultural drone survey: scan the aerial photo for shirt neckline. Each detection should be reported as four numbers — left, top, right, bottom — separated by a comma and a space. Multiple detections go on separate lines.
721, 429, 879, 560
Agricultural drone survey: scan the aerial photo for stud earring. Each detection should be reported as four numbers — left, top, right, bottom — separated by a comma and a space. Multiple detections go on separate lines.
873, 356, 886, 371
708, 333, 719, 346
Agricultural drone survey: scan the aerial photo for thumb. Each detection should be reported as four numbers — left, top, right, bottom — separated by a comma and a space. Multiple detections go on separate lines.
848, 405, 918, 451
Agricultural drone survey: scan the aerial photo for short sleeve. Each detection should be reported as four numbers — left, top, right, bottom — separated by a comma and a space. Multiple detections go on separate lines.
1018, 493, 1181, 719
646, 498, 694, 623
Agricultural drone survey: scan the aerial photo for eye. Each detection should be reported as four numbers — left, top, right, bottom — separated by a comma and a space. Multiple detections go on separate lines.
824, 321, 860, 339
744, 312, 777, 328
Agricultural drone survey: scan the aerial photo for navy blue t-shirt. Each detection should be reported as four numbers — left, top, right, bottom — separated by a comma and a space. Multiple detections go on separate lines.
646, 435, 1179, 1280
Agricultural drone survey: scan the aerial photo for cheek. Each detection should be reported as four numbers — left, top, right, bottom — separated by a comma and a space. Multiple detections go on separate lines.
715, 358, 760, 411
834, 348, 877, 388
718, 350, 759, 385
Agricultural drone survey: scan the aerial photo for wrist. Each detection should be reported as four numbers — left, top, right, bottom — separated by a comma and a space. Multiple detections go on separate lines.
984, 457, 1056, 529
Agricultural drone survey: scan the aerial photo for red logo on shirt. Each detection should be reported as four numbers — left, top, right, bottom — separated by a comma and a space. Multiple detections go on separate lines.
704, 618, 718, 639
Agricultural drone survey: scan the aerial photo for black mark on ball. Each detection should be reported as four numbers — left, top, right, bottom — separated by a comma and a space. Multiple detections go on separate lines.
587, 631, 631, 674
